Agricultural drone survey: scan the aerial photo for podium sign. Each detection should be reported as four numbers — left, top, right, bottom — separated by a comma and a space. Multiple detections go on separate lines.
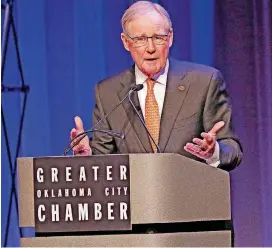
33, 155, 131, 233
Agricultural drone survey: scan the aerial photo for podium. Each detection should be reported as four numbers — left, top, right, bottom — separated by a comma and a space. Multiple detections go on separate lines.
18, 153, 232, 247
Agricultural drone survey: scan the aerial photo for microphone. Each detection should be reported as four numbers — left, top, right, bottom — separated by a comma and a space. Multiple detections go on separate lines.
128, 87, 161, 153
63, 84, 143, 155
63, 128, 124, 156
90, 84, 143, 132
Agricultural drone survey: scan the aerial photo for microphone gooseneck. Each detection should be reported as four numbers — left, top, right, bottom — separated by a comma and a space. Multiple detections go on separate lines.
64, 84, 144, 156
128, 87, 161, 153
63, 129, 124, 155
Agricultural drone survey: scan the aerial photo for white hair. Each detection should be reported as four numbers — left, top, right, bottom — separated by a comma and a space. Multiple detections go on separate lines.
121, 1, 172, 33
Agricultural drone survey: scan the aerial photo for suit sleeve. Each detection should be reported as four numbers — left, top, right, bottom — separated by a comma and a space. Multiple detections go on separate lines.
90, 84, 117, 155
203, 70, 243, 171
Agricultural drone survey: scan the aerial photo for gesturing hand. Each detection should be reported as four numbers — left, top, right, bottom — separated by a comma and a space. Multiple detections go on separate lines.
70, 116, 92, 156
184, 121, 225, 160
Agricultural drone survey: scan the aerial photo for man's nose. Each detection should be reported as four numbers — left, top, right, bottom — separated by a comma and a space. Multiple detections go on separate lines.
146, 38, 156, 53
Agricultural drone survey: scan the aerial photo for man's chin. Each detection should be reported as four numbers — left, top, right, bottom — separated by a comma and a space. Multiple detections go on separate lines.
142, 67, 159, 77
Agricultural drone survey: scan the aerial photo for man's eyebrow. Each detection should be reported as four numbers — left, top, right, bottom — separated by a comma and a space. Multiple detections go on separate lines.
133, 32, 165, 37
133, 33, 148, 37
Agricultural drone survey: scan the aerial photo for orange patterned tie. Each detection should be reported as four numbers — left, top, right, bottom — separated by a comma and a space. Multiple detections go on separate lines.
145, 78, 160, 152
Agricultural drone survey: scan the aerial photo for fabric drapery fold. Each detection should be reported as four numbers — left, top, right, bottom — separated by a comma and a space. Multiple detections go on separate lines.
215, 0, 272, 246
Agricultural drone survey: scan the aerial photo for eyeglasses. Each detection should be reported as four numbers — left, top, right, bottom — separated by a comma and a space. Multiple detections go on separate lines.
125, 32, 170, 47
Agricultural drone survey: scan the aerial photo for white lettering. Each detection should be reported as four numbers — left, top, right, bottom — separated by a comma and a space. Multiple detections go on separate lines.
51, 168, 58, 182
78, 203, 88, 221
120, 165, 127, 180
105, 187, 109, 196
58, 189, 62, 197
66, 167, 72, 182
51, 189, 55, 197
38, 205, 45, 222
65, 204, 73, 221
94, 203, 102, 220
106, 166, 112, 180
108, 203, 114, 220
87, 188, 92, 196
44, 189, 48, 198
120, 202, 128, 220
37, 168, 44, 183
123, 187, 127, 195
79, 188, 85, 196
92, 166, 99, 181
37, 190, 42, 198
79, 166, 86, 181
51, 204, 59, 222
72, 188, 77, 197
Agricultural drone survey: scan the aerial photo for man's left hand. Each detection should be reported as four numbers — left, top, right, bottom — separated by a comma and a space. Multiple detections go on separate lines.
184, 121, 225, 160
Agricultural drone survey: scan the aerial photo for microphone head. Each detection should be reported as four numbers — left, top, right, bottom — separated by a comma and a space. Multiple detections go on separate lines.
131, 84, 143, 92
118, 132, 125, 139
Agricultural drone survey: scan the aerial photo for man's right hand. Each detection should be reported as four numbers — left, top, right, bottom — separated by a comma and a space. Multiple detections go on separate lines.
70, 116, 92, 156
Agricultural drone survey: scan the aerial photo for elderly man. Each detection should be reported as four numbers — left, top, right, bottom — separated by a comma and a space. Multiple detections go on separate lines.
70, 1, 242, 171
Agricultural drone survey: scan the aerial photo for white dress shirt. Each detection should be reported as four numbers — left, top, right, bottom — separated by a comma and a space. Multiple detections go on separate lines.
135, 59, 220, 167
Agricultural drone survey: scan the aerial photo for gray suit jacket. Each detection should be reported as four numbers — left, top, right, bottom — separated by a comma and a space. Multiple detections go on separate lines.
90, 59, 242, 171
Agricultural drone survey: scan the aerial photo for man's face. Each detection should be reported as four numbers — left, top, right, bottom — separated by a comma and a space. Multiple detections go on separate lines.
121, 14, 173, 77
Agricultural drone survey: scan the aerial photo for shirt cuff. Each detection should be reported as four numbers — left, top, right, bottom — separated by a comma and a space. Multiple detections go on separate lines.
205, 141, 220, 167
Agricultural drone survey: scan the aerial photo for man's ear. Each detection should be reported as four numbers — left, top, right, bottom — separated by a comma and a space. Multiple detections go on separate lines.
121, 33, 130, 52
168, 28, 174, 48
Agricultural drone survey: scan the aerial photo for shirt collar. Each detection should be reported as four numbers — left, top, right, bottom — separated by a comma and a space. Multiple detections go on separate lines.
135, 59, 169, 86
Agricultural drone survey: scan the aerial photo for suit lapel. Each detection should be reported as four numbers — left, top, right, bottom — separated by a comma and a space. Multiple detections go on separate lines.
117, 67, 153, 153
159, 61, 190, 152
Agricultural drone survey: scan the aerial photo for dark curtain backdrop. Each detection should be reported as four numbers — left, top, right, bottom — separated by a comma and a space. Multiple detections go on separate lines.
1, 0, 271, 247
214, 0, 272, 247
